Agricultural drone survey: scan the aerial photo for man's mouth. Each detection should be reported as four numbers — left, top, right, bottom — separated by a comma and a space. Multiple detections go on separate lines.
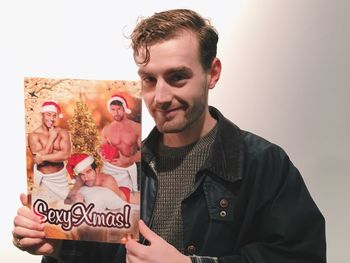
156, 106, 183, 115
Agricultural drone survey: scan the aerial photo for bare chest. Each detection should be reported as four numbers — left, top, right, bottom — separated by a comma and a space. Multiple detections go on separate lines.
105, 124, 137, 147
38, 133, 63, 151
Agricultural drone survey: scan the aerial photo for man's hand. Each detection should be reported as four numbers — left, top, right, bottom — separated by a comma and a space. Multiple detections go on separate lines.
33, 153, 44, 165
126, 220, 191, 263
12, 193, 61, 257
111, 152, 133, 168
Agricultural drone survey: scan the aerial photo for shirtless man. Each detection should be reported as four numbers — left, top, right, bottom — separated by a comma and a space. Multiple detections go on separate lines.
28, 101, 71, 202
100, 94, 141, 201
63, 153, 139, 210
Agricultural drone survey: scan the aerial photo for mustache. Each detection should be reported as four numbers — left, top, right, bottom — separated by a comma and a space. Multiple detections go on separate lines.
152, 98, 188, 111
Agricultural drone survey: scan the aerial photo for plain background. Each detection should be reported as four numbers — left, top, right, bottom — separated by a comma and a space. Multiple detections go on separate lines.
1, 0, 349, 262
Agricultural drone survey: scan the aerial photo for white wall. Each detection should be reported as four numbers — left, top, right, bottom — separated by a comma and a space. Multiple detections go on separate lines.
0, 1, 349, 262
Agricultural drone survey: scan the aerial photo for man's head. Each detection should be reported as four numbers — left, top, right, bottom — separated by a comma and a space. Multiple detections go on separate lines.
131, 9, 218, 71
40, 101, 62, 128
78, 164, 98, 187
108, 94, 131, 122
67, 153, 98, 187
131, 9, 222, 135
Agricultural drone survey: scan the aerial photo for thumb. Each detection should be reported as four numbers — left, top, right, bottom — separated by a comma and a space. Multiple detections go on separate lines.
139, 220, 159, 243
20, 193, 28, 206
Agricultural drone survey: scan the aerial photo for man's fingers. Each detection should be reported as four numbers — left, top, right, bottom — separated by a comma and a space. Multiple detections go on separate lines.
14, 237, 46, 249
126, 239, 149, 261
16, 206, 43, 224
13, 226, 45, 239
138, 220, 159, 243
126, 239, 144, 254
126, 252, 143, 263
20, 193, 28, 206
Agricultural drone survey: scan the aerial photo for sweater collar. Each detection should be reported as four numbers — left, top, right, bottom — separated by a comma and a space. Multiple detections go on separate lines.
142, 106, 245, 183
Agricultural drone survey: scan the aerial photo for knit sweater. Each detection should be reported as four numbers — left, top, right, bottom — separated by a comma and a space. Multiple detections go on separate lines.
151, 125, 218, 252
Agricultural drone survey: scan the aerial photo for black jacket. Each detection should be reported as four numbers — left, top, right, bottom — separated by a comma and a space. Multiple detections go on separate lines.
44, 107, 326, 263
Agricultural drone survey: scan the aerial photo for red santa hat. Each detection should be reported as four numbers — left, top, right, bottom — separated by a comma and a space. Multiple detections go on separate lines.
107, 94, 131, 114
66, 153, 94, 177
40, 101, 63, 118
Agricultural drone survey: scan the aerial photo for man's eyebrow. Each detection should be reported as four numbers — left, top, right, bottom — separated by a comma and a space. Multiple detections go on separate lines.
137, 69, 149, 76
137, 67, 193, 76
165, 67, 192, 75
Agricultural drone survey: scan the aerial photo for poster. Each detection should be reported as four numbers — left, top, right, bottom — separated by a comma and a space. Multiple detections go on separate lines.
24, 77, 141, 243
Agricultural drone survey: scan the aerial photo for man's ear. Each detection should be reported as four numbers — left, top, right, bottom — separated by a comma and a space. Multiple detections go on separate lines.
208, 58, 222, 90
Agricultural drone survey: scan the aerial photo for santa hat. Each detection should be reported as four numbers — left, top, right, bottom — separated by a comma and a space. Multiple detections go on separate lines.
66, 153, 94, 177
40, 101, 63, 118
107, 94, 131, 114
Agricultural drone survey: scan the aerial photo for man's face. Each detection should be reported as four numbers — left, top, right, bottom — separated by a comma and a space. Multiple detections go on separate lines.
109, 104, 125, 121
41, 111, 57, 128
136, 31, 210, 134
79, 166, 97, 187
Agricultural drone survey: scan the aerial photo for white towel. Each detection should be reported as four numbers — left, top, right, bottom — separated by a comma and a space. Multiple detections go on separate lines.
101, 161, 138, 192
79, 186, 128, 211
33, 164, 69, 202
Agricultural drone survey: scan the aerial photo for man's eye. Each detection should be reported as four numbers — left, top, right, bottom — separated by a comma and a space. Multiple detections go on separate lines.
167, 74, 188, 87
142, 76, 156, 88
170, 74, 185, 82
143, 76, 156, 83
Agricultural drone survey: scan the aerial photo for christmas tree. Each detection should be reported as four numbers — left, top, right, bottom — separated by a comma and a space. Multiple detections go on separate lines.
68, 94, 101, 165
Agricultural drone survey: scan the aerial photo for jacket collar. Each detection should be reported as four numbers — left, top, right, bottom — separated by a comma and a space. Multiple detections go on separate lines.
142, 106, 245, 183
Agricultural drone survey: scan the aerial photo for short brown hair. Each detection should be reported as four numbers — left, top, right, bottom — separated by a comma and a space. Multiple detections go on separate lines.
130, 9, 218, 70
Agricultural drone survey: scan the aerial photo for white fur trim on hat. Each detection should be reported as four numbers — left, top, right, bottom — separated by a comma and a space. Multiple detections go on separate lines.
107, 96, 131, 114
41, 105, 58, 113
73, 155, 94, 175
40, 102, 63, 118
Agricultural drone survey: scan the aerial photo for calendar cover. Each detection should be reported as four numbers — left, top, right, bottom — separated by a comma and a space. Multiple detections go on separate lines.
24, 77, 141, 243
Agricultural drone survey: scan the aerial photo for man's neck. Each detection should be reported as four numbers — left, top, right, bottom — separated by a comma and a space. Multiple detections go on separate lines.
40, 124, 50, 133
162, 110, 217, 148
112, 118, 127, 125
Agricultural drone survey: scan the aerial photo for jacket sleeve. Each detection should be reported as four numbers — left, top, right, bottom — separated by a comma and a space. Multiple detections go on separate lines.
220, 145, 326, 263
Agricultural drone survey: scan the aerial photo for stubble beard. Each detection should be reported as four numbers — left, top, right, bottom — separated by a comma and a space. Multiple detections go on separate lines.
85, 178, 95, 187
114, 115, 123, 122
154, 94, 207, 134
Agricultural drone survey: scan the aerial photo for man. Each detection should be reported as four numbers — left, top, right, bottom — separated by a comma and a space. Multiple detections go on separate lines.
13, 9, 326, 263
28, 100, 71, 203
65, 153, 139, 209
64, 153, 139, 205
100, 94, 141, 201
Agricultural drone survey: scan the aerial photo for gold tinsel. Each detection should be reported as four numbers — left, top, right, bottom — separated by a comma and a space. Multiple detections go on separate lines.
68, 94, 101, 165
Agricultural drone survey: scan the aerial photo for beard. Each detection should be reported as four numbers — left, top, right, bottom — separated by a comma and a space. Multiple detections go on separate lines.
113, 115, 124, 121
152, 93, 207, 134
85, 179, 95, 187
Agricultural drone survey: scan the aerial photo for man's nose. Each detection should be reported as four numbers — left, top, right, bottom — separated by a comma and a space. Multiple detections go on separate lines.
154, 80, 172, 105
